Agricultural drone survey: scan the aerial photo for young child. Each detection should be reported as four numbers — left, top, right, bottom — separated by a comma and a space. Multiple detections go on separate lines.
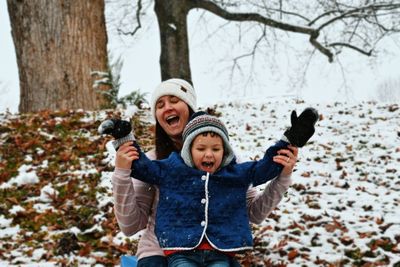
99, 109, 318, 267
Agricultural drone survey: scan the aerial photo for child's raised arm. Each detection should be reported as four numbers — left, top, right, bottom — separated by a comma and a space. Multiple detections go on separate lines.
247, 140, 287, 186
99, 118, 163, 185
248, 107, 318, 186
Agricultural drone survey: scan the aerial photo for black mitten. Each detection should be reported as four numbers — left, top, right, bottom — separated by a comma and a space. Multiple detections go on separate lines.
98, 119, 136, 149
284, 107, 319, 147
98, 119, 132, 139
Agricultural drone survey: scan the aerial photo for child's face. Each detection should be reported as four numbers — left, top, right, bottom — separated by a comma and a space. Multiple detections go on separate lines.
191, 132, 224, 174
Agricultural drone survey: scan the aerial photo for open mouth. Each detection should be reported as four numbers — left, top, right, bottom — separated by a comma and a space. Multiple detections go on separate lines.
202, 161, 214, 169
166, 115, 179, 126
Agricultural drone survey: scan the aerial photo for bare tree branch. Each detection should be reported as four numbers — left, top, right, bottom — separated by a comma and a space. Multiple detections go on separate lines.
328, 42, 372, 56
232, 25, 266, 65
298, 48, 316, 93
189, 0, 336, 61
363, 16, 399, 33
348, 18, 362, 43
317, 3, 400, 31
310, 32, 334, 62
336, 56, 355, 102
261, 6, 311, 23
309, 10, 342, 26
112, 0, 400, 66
190, 0, 315, 35
190, 1, 400, 61
117, 0, 143, 36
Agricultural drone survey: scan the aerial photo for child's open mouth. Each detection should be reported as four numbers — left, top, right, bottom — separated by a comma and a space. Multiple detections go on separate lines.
202, 161, 214, 169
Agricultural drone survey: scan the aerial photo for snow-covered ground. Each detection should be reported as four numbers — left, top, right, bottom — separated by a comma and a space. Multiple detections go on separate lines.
0, 98, 399, 266
222, 99, 400, 265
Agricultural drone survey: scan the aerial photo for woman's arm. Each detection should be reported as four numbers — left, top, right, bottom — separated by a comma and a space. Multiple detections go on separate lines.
112, 146, 158, 236
246, 174, 292, 224
112, 168, 156, 236
246, 145, 298, 224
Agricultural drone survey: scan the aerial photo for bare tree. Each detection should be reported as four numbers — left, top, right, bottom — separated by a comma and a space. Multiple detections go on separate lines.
108, 0, 400, 85
376, 77, 400, 102
7, 0, 110, 113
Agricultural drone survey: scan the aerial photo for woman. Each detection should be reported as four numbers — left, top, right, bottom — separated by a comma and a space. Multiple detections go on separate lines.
112, 78, 298, 267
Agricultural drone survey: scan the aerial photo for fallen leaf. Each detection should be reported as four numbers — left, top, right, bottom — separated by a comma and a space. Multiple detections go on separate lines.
287, 249, 299, 261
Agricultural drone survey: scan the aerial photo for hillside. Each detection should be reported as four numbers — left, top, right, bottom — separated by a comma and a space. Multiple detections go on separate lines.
0, 100, 399, 266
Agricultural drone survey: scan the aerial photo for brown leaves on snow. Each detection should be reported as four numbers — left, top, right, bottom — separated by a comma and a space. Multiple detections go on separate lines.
0, 109, 151, 265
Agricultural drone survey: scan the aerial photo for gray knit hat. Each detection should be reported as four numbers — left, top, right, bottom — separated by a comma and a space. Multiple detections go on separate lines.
151, 78, 197, 119
181, 112, 235, 169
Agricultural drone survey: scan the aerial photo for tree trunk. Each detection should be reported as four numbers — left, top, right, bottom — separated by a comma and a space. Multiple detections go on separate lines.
7, 0, 110, 113
154, 0, 192, 83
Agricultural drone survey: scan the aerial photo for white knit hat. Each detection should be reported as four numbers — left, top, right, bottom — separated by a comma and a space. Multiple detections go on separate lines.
151, 78, 197, 118
181, 112, 235, 169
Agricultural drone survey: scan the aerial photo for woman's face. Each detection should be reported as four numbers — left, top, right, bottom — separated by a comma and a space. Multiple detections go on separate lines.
191, 132, 224, 174
155, 95, 190, 139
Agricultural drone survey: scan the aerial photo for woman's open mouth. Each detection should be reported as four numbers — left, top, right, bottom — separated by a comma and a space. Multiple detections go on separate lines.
166, 115, 180, 126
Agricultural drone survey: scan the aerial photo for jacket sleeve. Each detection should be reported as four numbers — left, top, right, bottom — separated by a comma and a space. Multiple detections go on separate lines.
246, 174, 292, 224
248, 140, 289, 186
112, 150, 157, 236
130, 149, 166, 185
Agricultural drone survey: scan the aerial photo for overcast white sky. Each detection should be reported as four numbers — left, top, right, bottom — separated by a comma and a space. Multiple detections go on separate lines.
1, 2, 400, 113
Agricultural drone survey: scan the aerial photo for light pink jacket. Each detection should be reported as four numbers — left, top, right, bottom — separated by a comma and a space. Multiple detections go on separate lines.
112, 149, 292, 259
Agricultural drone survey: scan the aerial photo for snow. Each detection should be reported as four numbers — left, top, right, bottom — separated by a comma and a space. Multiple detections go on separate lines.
168, 23, 177, 30
32, 203, 54, 213
39, 184, 59, 203
0, 1, 400, 264
0, 225, 20, 239
2, 98, 397, 266
9, 205, 25, 215
97, 171, 114, 209
123, 104, 139, 119
0, 215, 12, 228
217, 99, 399, 265
31, 248, 46, 261
0, 164, 39, 189
1, 1, 400, 113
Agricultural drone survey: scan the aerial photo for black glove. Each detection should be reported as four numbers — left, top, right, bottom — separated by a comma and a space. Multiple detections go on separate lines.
98, 119, 140, 171
284, 107, 319, 147
98, 119, 132, 139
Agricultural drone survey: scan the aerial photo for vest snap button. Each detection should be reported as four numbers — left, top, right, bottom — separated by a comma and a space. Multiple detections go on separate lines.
201, 175, 206, 181
201, 221, 206, 227
201, 198, 206, 204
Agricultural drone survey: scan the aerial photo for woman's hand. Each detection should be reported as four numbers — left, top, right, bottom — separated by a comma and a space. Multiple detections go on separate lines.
273, 145, 298, 176
115, 142, 139, 169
